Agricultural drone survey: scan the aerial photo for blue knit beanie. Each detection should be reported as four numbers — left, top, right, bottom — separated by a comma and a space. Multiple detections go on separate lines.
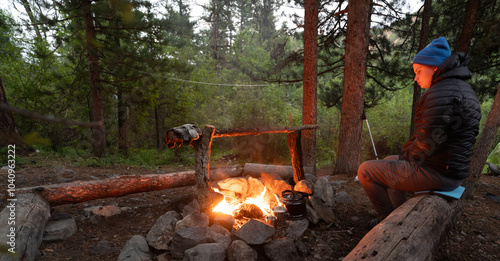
413, 37, 451, 67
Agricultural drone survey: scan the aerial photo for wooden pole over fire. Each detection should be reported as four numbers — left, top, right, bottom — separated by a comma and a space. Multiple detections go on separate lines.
194, 125, 216, 212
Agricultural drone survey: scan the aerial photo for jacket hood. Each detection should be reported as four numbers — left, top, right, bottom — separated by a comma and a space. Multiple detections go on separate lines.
433, 52, 472, 84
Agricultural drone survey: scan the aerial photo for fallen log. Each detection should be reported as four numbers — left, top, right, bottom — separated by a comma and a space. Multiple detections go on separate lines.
243, 163, 314, 181
17, 166, 242, 206
0, 193, 50, 261
344, 194, 463, 260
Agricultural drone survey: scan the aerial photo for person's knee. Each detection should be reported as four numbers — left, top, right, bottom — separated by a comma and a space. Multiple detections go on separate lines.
357, 161, 372, 183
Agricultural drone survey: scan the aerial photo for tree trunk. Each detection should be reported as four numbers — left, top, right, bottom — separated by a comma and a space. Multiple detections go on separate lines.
83, 0, 106, 157
462, 84, 500, 199
18, 166, 243, 206
410, 0, 431, 137
334, 0, 372, 175
20, 0, 43, 40
0, 77, 32, 153
457, 0, 479, 52
302, 0, 319, 175
118, 90, 128, 155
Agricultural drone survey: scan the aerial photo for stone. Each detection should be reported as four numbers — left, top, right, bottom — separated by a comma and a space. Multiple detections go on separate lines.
211, 212, 235, 231
309, 195, 337, 224
182, 199, 200, 217
333, 191, 354, 204
175, 212, 209, 231
42, 218, 77, 242
184, 243, 227, 261
286, 219, 309, 240
227, 240, 258, 261
293, 180, 314, 195
91, 240, 121, 255
207, 224, 232, 248
146, 210, 182, 250
264, 238, 300, 261
305, 174, 318, 184
91, 205, 122, 217
118, 235, 153, 261
234, 219, 275, 245
313, 177, 335, 207
170, 227, 209, 259
306, 204, 321, 225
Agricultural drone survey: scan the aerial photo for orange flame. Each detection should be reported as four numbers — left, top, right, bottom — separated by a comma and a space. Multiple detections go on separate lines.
212, 186, 274, 216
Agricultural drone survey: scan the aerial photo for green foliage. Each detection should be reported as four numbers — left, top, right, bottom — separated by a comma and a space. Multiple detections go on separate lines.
2, 0, 499, 171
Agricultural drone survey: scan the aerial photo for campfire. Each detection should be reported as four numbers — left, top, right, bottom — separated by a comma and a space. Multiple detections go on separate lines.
211, 176, 285, 229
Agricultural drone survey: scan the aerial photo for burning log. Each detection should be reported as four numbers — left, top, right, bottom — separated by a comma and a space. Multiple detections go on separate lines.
345, 195, 464, 260
17, 166, 242, 206
234, 203, 264, 219
287, 131, 305, 183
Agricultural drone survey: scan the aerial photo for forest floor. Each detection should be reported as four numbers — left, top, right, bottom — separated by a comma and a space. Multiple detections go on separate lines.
2, 154, 500, 260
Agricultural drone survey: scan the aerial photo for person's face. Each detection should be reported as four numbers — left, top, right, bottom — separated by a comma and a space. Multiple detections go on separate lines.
413, 63, 437, 89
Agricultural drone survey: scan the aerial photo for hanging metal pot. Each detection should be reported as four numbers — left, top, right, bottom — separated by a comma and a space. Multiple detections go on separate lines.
280, 190, 308, 220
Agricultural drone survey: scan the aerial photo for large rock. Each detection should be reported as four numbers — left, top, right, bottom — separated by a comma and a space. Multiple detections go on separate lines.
170, 227, 209, 259
184, 243, 227, 261
175, 212, 209, 231
42, 218, 77, 242
227, 240, 258, 261
234, 219, 275, 245
309, 195, 337, 224
286, 219, 309, 240
118, 235, 153, 261
264, 238, 300, 261
313, 177, 335, 207
182, 200, 200, 217
146, 210, 182, 250
207, 224, 232, 247
91, 240, 121, 255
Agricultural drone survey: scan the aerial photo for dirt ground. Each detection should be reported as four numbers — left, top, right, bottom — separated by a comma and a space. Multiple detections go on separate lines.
3, 154, 500, 260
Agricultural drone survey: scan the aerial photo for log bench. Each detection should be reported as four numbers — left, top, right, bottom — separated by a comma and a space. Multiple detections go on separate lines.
344, 193, 464, 260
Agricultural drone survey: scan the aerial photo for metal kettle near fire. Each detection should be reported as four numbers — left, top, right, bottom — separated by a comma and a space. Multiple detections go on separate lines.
280, 190, 308, 220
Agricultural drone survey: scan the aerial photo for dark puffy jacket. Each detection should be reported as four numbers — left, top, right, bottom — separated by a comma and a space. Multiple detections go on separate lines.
400, 52, 481, 180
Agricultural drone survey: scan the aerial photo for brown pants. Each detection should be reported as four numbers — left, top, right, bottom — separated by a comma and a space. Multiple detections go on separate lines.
357, 155, 462, 219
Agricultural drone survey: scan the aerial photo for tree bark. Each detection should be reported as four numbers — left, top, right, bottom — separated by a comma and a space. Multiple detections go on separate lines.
18, 166, 243, 206
302, 0, 319, 175
83, 0, 106, 157
462, 84, 500, 199
287, 131, 305, 184
345, 194, 464, 260
194, 125, 216, 212
457, 0, 479, 53
334, 0, 372, 175
410, 0, 431, 137
0, 193, 50, 261
118, 90, 128, 155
